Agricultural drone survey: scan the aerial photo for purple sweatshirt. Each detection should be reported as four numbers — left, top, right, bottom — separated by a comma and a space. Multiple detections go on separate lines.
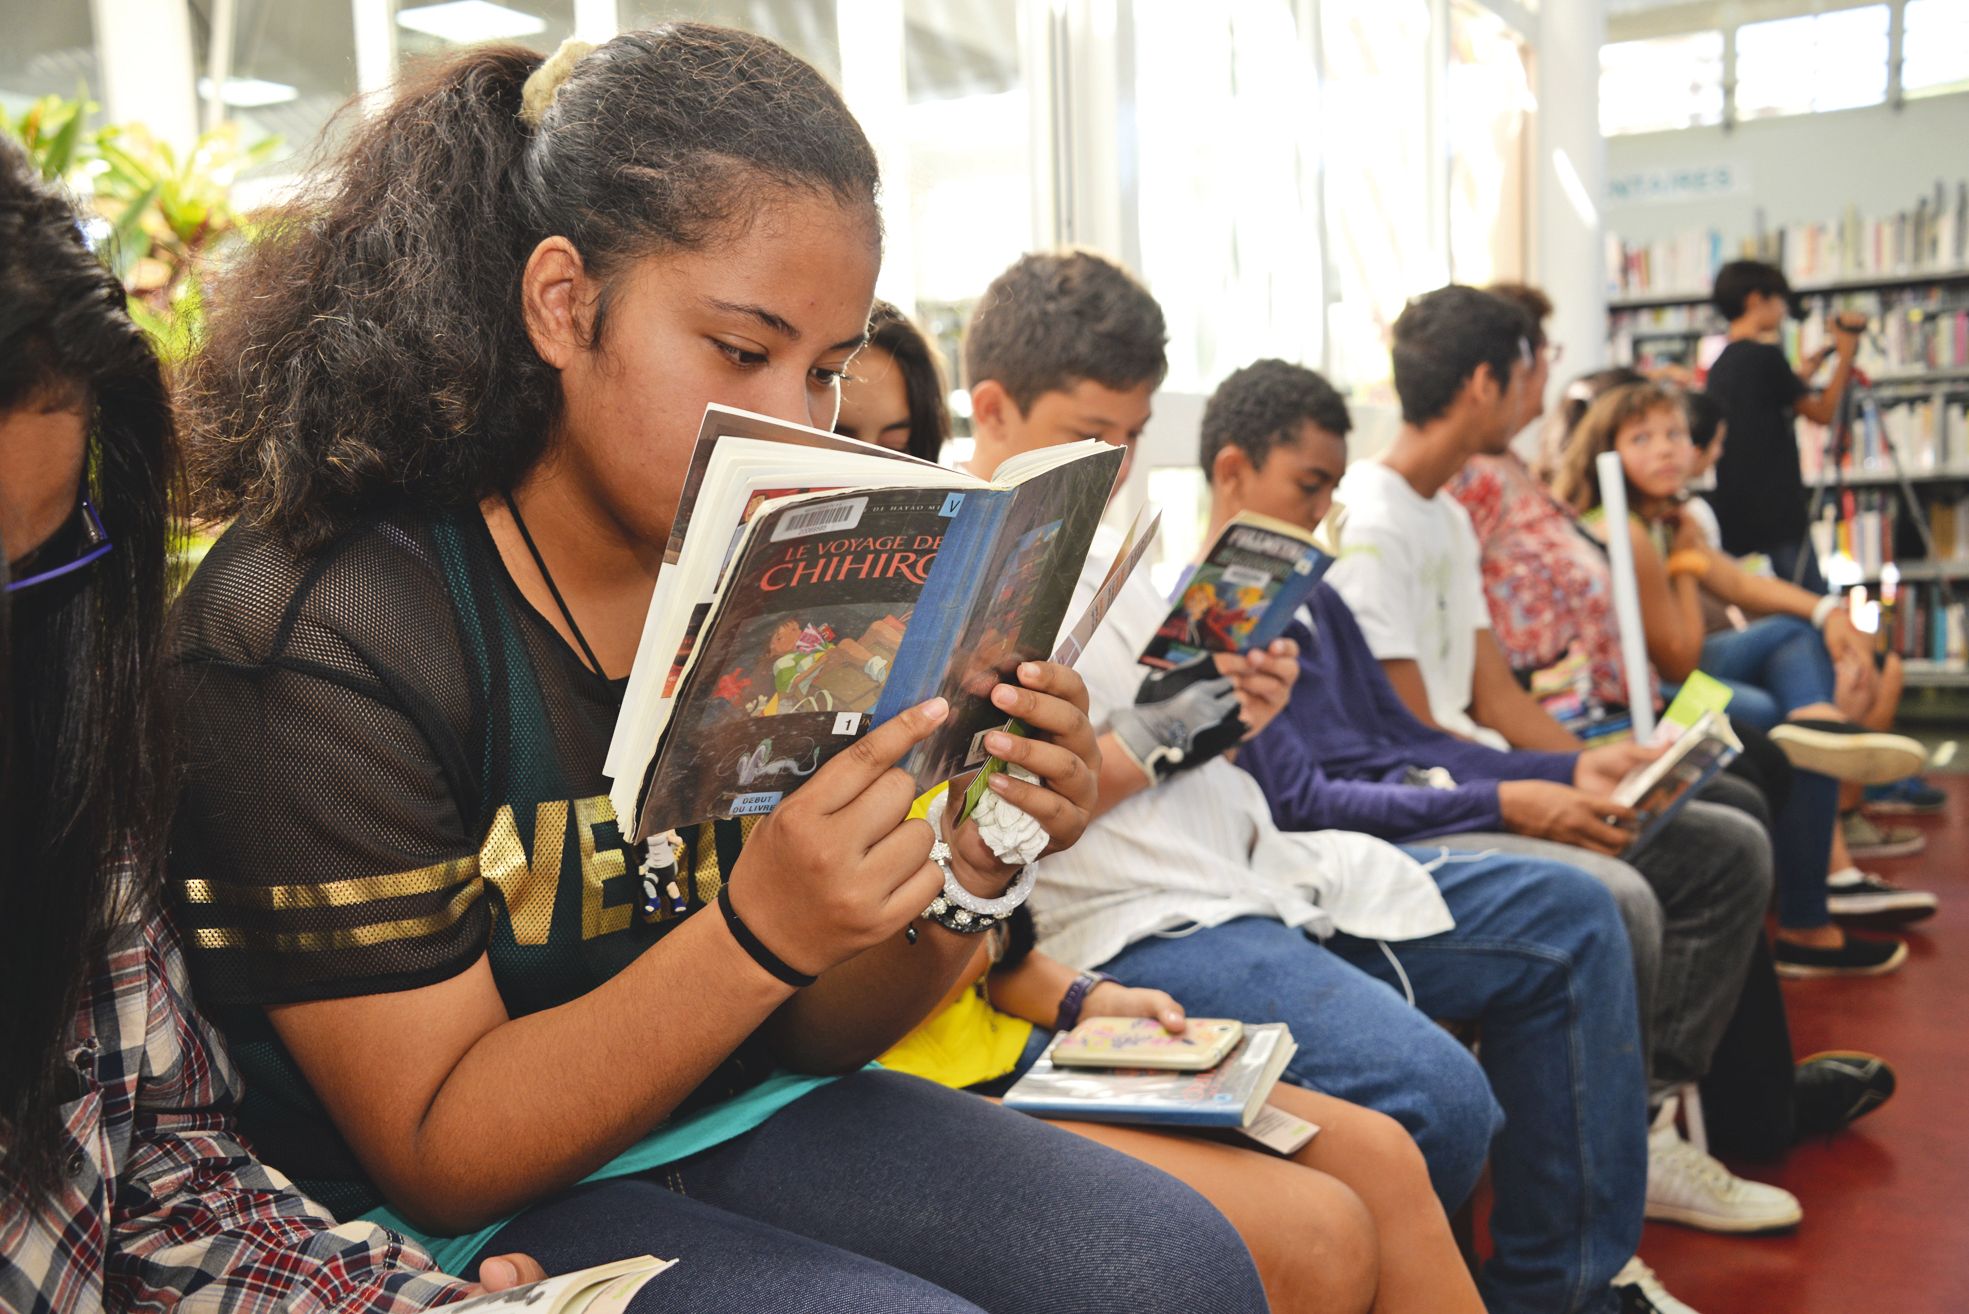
1240, 582, 1577, 841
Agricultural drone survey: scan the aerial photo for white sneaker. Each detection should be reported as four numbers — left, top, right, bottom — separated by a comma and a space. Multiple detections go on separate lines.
1613, 1257, 1701, 1313
1645, 1094, 1802, 1233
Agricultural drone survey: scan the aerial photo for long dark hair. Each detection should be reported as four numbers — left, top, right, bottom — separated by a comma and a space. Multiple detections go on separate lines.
183, 26, 881, 547
0, 138, 178, 1197
865, 300, 951, 462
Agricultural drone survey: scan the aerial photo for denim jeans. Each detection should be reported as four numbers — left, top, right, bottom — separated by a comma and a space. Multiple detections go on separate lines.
1101, 850, 1645, 1314
1447, 798, 1772, 1103
1705, 765, 1840, 929
1700, 614, 1835, 727
470, 1070, 1266, 1313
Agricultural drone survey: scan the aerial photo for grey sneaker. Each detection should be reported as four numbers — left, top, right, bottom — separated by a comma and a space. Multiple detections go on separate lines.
1768, 720, 1928, 784
1841, 810, 1925, 859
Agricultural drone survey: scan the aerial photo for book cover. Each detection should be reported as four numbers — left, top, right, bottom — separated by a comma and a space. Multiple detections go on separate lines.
1003, 1023, 1293, 1129
878, 446, 1124, 789
1615, 708, 1744, 858
1140, 512, 1332, 669
641, 486, 950, 827
1049, 1017, 1245, 1071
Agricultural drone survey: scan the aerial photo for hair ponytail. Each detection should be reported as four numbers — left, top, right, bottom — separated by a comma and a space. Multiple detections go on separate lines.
186, 25, 880, 547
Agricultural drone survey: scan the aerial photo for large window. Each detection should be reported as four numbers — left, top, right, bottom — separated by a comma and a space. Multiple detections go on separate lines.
1903, 0, 1969, 98
1448, 2, 1531, 287
189, 0, 360, 174
1598, 31, 1724, 136
1736, 5, 1891, 119
1321, 0, 1441, 399
1133, 0, 1323, 394
0, 5, 100, 121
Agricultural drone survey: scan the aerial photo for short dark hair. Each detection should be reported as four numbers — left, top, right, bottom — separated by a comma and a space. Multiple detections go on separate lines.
963, 251, 1168, 412
1711, 259, 1792, 321
1487, 283, 1553, 349
1200, 359, 1352, 476
862, 301, 950, 463
1685, 390, 1727, 450
1389, 285, 1533, 426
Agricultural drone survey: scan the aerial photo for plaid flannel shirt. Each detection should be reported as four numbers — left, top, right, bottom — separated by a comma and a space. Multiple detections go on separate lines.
0, 910, 474, 1313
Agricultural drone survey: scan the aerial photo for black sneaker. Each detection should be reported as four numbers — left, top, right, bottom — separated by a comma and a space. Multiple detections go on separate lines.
1613, 1258, 1700, 1313
1768, 720, 1928, 784
1794, 1051, 1896, 1138
1826, 870, 1939, 928
1773, 933, 1908, 978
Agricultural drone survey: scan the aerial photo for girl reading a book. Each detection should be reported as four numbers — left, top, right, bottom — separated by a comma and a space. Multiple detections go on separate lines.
1556, 381, 1925, 974
833, 301, 952, 462
168, 27, 1267, 1313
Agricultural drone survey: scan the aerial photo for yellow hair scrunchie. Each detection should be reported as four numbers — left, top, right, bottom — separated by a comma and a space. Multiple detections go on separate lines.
519, 37, 597, 128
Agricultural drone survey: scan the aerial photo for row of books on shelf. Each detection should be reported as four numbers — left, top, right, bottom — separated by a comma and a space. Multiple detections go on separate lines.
1879, 579, 1967, 667
1607, 182, 1969, 299
1610, 285, 1969, 380
1797, 397, 1969, 481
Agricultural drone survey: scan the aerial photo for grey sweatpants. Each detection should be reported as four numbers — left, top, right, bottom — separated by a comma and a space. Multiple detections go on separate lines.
1436, 789, 1772, 1104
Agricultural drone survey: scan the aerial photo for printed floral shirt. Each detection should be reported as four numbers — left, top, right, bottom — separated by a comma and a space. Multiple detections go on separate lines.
1447, 453, 1659, 711
0, 908, 471, 1313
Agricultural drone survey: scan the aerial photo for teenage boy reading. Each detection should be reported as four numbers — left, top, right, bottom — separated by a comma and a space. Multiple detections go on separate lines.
1204, 359, 1810, 1248
1704, 259, 1865, 590
963, 250, 1672, 1314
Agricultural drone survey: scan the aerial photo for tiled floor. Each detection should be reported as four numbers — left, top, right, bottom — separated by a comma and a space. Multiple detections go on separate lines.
1636, 776, 1969, 1312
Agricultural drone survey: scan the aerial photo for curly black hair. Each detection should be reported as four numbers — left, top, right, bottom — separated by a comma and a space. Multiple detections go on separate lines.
963, 251, 1167, 412
1198, 358, 1352, 474
183, 25, 882, 547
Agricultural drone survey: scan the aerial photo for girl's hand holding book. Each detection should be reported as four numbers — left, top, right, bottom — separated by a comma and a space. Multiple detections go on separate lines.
966, 661, 1099, 867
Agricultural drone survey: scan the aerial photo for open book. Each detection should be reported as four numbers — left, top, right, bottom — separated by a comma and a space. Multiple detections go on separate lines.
444, 1256, 675, 1313
1613, 708, 1743, 858
1140, 511, 1333, 669
605, 405, 1124, 839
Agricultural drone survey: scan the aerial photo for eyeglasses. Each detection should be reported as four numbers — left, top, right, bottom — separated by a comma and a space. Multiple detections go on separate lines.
1544, 342, 1566, 364
4, 498, 114, 593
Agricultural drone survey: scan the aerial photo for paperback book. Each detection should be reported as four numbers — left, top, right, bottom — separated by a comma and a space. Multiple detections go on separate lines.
1003, 1023, 1296, 1129
445, 1256, 675, 1313
605, 405, 1124, 839
1614, 707, 1743, 858
1140, 512, 1333, 669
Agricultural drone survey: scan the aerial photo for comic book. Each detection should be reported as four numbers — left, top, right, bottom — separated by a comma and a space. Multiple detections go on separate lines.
1139, 511, 1333, 669
607, 404, 1124, 839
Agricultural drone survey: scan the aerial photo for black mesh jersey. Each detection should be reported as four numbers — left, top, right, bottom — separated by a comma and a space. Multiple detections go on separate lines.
169, 509, 772, 1220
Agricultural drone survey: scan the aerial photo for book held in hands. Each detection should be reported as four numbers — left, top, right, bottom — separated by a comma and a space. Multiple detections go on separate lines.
604, 405, 1125, 840
1140, 511, 1333, 669
1004, 1022, 1298, 1131
444, 1256, 675, 1313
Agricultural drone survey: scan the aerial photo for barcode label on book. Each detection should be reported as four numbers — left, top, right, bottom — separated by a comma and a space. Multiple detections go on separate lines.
771, 496, 868, 542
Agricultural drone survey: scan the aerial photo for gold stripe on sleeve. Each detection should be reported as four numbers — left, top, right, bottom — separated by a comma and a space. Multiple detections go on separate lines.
183, 875, 485, 954
176, 855, 480, 911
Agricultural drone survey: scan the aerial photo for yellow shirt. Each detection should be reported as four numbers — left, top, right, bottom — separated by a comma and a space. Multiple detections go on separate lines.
878, 984, 1035, 1090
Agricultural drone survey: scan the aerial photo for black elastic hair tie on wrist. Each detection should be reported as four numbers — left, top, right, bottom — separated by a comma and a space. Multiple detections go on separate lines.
718, 886, 818, 988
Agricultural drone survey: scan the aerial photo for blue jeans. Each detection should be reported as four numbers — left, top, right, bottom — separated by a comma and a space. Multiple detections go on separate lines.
1102, 850, 1645, 1314
470, 1070, 1266, 1313
1699, 615, 1835, 728
1705, 766, 1839, 930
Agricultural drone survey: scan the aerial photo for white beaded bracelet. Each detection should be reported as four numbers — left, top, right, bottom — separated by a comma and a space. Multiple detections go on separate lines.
922, 789, 1037, 923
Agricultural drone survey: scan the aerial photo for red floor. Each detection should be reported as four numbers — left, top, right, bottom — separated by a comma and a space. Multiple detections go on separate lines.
1636, 776, 1969, 1312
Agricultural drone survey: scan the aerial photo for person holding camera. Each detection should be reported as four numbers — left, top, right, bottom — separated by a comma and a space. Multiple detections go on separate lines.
1704, 259, 1865, 592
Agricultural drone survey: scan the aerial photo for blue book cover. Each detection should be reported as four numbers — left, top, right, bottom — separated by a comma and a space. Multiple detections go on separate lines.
1140, 512, 1332, 669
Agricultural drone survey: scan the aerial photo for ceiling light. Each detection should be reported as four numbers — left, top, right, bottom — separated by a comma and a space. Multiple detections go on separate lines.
197, 76, 299, 108
396, 1, 548, 44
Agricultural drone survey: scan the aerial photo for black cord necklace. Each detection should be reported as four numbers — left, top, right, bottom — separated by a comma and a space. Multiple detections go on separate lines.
501, 490, 607, 680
